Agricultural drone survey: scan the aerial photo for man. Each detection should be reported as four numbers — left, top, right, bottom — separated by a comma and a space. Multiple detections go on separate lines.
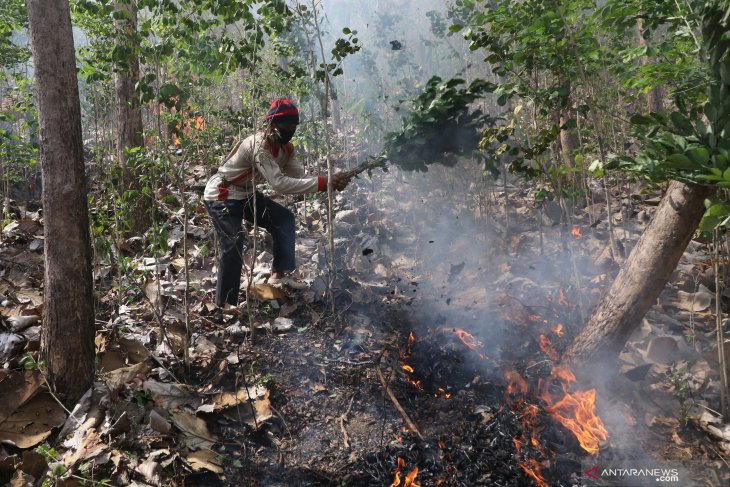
203, 98, 351, 313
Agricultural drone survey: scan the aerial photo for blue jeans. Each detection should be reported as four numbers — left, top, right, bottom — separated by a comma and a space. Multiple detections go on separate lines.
204, 193, 296, 306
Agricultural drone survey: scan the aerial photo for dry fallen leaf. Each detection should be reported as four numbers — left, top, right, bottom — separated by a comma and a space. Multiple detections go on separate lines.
142, 380, 198, 410
0, 333, 26, 364
674, 286, 713, 312
162, 321, 187, 356
98, 351, 126, 373
0, 392, 66, 448
170, 410, 215, 450
103, 361, 151, 393
205, 386, 273, 429
149, 409, 172, 434
187, 449, 223, 474
7, 315, 40, 332
118, 337, 151, 364
248, 284, 286, 301
0, 371, 42, 424
62, 429, 107, 467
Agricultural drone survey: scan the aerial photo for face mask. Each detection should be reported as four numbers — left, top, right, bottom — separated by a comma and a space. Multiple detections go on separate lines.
274, 127, 296, 144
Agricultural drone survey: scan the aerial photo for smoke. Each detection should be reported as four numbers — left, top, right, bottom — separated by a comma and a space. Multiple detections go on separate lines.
312, 1, 689, 482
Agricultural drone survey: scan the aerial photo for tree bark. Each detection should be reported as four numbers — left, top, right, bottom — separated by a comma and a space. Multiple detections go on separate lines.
559, 109, 579, 168
27, 0, 95, 407
114, 1, 150, 235
559, 82, 579, 169
564, 180, 709, 371
637, 18, 665, 113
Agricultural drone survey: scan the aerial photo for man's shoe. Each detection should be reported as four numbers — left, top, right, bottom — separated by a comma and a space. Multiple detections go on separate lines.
269, 276, 308, 290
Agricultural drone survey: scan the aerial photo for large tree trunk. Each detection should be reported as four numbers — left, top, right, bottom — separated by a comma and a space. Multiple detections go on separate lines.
564, 180, 709, 371
27, 0, 95, 407
114, 1, 150, 235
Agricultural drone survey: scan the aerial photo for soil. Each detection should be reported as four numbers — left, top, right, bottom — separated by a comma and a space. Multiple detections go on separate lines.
1, 165, 729, 486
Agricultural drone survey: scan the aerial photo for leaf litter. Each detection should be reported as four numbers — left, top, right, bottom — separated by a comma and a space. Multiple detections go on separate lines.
0, 164, 728, 485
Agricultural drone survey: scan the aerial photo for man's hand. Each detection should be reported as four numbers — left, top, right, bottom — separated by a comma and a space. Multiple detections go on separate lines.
330, 172, 352, 191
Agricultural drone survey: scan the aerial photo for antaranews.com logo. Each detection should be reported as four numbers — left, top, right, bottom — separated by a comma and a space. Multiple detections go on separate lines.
581, 462, 685, 486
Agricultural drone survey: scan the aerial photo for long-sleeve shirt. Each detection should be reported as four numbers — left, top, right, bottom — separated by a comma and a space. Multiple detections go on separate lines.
203, 132, 326, 201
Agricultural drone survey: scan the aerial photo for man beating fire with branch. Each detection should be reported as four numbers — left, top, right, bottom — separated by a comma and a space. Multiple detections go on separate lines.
203, 98, 351, 314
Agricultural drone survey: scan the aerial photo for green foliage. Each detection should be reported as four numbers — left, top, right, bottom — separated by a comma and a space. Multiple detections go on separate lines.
0, 0, 29, 70
666, 362, 694, 426
381, 76, 497, 172
19, 353, 45, 371
316, 28, 361, 79
610, 1, 730, 231
599, 0, 708, 105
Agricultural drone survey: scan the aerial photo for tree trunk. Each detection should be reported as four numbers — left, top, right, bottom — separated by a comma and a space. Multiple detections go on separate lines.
559, 110, 579, 168
27, 0, 95, 407
564, 180, 709, 372
636, 18, 665, 113
114, 1, 149, 235
559, 81, 579, 169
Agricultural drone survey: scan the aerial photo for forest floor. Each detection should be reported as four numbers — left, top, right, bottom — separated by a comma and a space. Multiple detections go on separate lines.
1, 165, 730, 486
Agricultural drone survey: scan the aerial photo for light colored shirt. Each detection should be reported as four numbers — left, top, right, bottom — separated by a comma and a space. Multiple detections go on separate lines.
203, 132, 325, 201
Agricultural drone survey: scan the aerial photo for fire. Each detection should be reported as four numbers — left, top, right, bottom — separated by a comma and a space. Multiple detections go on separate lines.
543, 388, 608, 455
571, 226, 582, 238
551, 323, 564, 337
513, 436, 549, 487
559, 289, 570, 307
390, 457, 421, 487
400, 331, 422, 389
504, 368, 528, 402
539, 365, 609, 456
538, 334, 559, 360
434, 387, 452, 399
401, 331, 416, 359
454, 329, 483, 350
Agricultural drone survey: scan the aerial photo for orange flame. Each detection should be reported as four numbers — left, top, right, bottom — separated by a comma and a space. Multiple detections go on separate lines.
571, 226, 582, 238
404, 467, 421, 486
513, 437, 549, 487
390, 458, 421, 487
538, 334, 559, 360
434, 387, 452, 399
504, 369, 528, 402
402, 364, 415, 373
544, 389, 608, 455
454, 329, 483, 350
558, 289, 570, 306
540, 366, 609, 456
520, 458, 550, 487
551, 323, 564, 337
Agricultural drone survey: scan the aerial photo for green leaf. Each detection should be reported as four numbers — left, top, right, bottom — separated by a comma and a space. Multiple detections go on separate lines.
630, 114, 655, 126
665, 153, 695, 169
670, 111, 694, 136
687, 147, 710, 166
705, 203, 730, 218
700, 215, 723, 231
449, 24, 464, 32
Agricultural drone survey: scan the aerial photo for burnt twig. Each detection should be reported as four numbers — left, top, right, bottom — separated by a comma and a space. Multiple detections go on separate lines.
376, 363, 424, 441
339, 394, 355, 449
